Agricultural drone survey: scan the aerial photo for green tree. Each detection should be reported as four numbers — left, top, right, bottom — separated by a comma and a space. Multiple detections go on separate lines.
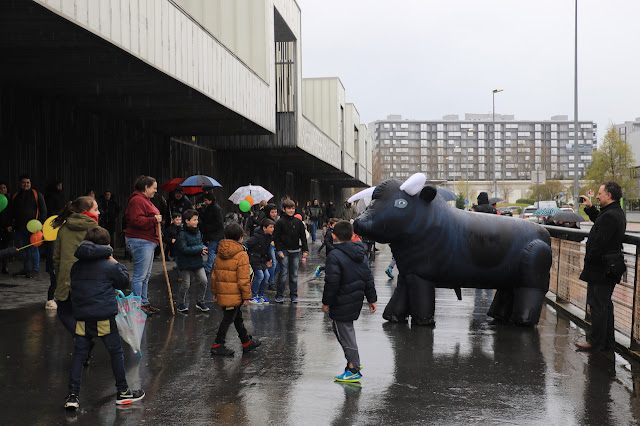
456, 193, 465, 209
526, 180, 565, 201
585, 124, 637, 199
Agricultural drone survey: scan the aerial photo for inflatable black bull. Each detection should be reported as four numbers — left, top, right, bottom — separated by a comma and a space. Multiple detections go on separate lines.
350, 173, 552, 326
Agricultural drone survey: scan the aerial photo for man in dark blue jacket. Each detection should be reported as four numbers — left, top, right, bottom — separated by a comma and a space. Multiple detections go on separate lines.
322, 220, 377, 383
64, 226, 145, 410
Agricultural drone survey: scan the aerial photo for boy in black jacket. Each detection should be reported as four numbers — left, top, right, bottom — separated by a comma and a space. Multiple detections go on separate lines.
315, 217, 338, 277
163, 213, 182, 275
246, 218, 275, 304
273, 199, 308, 303
64, 227, 145, 410
322, 220, 377, 383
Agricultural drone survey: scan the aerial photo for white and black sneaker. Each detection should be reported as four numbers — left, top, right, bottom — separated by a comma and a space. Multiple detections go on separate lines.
116, 389, 145, 405
65, 394, 80, 410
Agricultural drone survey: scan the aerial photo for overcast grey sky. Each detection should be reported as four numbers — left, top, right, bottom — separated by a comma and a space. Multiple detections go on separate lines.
297, 0, 640, 140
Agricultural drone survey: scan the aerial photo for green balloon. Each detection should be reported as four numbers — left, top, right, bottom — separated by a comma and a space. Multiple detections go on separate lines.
27, 219, 43, 233
239, 200, 251, 212
0, 194, 6, 213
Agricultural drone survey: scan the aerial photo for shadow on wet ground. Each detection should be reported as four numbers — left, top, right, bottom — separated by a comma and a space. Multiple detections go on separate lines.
2, 243, 640, 425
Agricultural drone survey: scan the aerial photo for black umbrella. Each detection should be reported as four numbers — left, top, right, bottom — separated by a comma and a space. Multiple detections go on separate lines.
549, 211, 585, 223
489, 197, 503, 205
437, 188, 457, 202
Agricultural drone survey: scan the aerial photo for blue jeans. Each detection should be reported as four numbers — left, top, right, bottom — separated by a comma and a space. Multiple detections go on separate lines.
311, 220, 319, 242
268, 245, 278, 285
17, 229, 40, 271
277, 251, 300, 299
204, 240, 219, 274
251, 268, 270, 298
69, 330, 128, 395
125, 237, 157, 305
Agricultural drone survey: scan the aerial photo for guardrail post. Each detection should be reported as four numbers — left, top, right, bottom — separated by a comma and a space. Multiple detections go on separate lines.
631, 243, 640, 351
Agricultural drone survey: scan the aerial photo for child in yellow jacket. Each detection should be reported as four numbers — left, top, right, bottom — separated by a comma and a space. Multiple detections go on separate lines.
210, 223, 261, 356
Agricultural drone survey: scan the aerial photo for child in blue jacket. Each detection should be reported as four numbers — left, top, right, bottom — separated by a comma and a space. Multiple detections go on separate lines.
64, 226, 144, 410
175, 209, 209, 313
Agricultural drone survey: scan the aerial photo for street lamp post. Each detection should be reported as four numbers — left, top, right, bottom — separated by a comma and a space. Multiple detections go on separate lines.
492, 88, 503, 198
572, 0, 580, 212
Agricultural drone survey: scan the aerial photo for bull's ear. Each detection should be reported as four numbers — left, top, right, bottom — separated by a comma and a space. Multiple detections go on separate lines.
420, 185, 437, 203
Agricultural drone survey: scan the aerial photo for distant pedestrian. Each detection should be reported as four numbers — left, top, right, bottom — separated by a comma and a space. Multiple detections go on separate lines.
315, 217, 338, 276
52, 196, 100, 326
341, 201, 357, 221
64, 226, 145, 410
266, 204, 279, 290
167, 187, 193, 218
273, 199, 308, 303
246, 218, 275, 304
210, 223, 261, 356
11, 175, 47, 278
174, 209, 209, 313
475, 192, 497, 214
322, 220, 377, 382
575, 182, 626, 351
200, 193, 224, 275
309, 199, 322, 242
98, 190, 120, 245
124, 176, 162, 316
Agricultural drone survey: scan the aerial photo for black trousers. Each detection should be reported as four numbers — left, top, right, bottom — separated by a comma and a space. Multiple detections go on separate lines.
586, 282, 616, 350
215, 306, 249, 345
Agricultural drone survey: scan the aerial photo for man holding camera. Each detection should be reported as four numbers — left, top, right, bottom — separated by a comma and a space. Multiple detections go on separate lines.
575, 181, 626, 351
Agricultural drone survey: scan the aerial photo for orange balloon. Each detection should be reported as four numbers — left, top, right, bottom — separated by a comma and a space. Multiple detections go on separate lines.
30, 231, 44, 247
244, 196, 254, 205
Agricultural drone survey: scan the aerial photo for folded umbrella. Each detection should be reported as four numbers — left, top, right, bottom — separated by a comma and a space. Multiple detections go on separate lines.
229, 185, 274, 205
489, 197, 504, 205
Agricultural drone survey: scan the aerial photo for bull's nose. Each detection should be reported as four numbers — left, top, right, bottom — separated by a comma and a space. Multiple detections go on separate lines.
353, 216, 370, 235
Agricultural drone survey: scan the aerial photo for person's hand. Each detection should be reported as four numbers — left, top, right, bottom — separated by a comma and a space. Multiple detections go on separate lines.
213, 295, 217, 302
202, 247, 208, 255
302, 252, 308, 259
171, 238, 176, 244
580, 195, 592, 208
322, 304, 329, 312
369, 303, 377, 314
243, 300, 249, 306
267, 260, 272, 267
108, 256, 118, 263
278, 252, 285, 259
155, 214, 163, 223
7, 226, 12, 233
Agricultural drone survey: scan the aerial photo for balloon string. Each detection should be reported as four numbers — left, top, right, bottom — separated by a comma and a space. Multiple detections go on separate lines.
17, 240, 43, 251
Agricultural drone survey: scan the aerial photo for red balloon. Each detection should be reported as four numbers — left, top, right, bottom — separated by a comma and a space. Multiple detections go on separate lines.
30, 231, 44, 247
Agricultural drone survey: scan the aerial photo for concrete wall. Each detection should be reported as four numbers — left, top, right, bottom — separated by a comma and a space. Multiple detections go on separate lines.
302, 78, 345, 144
344, 103, 359, 177
33, 0, 284, 133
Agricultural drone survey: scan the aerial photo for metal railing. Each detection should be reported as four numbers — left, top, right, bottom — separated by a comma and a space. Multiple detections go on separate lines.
543, 225, 640, 351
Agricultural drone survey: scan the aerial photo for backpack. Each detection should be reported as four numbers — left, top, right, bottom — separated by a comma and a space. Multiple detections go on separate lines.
12, 189, 40, 220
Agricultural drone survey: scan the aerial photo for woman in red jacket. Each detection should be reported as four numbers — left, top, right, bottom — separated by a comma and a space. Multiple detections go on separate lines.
124, 176, 162, 315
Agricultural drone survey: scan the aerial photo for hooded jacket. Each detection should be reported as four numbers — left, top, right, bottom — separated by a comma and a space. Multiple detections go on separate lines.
200, 201, 224, 242
54, 213, 99, 301
70, 242, 129, 321
124, 191, 160, 244
322, 241, 377, 322
210, 239, 252, 307
475, 192, 497, 214
245, 227, 272, 270
579, 201, 627, 284
175, 225, 206, 271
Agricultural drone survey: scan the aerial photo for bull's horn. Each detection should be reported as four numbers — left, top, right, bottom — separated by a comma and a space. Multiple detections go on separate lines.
399, 173, 427, 196
348, 186, 376, 204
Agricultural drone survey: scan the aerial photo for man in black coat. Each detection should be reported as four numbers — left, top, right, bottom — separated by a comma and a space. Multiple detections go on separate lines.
167, 188, 193, 217
575, 181, 626, 351
11, 175, 47, 277
322, 220, 376, 382
200, 193, 224, 274
475, 192, 497, 214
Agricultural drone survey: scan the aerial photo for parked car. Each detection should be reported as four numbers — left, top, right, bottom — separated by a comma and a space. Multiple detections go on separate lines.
497, 207, 513, 216
520, 206, 539, 222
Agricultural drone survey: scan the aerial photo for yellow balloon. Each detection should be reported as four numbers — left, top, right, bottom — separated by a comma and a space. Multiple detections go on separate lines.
43, 216, 60, 241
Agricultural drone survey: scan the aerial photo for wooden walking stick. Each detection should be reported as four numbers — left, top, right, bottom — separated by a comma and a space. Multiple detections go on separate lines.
158, 223, 175, 315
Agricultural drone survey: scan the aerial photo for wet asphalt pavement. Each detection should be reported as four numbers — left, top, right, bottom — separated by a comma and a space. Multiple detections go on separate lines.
2, 244, 640, 425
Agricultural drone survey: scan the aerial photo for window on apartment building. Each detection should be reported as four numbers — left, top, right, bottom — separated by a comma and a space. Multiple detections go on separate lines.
420, 124, 427, 131
479, 132, 485, 139
437, 132, 444, 139
421, 132, 428, 139
448, 131, 461, 137
535, 124, 542, 131
396, 131, 408, 137
437, 124, 444, 131
384, 123, 390, 128
551, 124, 558, 131
401, 140, 409, 145
401, 123, 409, 129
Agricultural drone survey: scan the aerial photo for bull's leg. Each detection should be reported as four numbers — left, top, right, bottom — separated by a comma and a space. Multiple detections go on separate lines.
510, 239, 552, 325
488, 289, 514, 322
407, 275, 436, 326
383, 273, 409, 323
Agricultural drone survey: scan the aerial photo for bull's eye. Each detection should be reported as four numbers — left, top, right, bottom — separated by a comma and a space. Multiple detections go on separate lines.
394, 198, 408, 208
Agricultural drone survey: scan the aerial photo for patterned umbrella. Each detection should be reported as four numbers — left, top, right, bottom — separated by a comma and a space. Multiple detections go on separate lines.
532, 207, 561, 217
228, 185, 274, 205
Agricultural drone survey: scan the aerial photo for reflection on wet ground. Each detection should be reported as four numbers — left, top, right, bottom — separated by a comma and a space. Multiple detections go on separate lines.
1, 245, 640, 425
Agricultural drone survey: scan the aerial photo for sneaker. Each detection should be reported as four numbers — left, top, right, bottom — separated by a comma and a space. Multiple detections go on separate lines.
314, 266, 322, 277
210, 344, 234, 356
29, 270, 39, 279
385, 268, 394, 279
242, 337, 262, 353
249, 297, 262, 305
45, 300, 58, 310
116, 389, 145, 405
148, 304, 160, 313
140, 305, 154, 315
259, 296, 269, 304
176, 304, 189, 313
267, 284, 276, 292
291, 297, 299, 303
64, 393, 80, 410
275, 296, 284, 303
195, 301, 210, 312
334, 370, 362, 383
